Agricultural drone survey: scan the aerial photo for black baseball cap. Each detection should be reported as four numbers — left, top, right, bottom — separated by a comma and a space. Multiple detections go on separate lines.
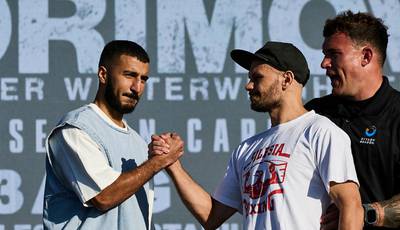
231, 41, 310, 85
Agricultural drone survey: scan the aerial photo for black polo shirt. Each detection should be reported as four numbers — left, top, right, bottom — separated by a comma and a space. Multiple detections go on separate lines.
306, 77, 400, 229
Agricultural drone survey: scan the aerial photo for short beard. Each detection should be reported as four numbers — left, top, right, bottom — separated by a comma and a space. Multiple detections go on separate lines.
104, 78, 139, 114
251, 98, 280, 113
249, 79, 281, 113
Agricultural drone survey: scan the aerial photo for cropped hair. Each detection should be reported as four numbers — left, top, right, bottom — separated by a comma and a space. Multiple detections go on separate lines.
99, 40, 150, 69
323, 10, 388, 66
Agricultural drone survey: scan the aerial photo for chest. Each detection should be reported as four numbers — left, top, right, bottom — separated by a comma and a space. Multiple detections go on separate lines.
239, 129, 312, 199
334, 116, 399, 156
100, 131, 148, 172
327, 114, 400, 182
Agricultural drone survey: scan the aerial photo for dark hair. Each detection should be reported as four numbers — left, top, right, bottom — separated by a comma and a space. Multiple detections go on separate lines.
323, 10, 388, 66
99, 40, 150, 69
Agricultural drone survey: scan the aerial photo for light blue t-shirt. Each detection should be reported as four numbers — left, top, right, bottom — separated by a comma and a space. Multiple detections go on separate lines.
44, 105, 153, 229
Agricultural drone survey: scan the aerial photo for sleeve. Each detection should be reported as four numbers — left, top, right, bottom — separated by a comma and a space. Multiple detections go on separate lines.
212, 149, 243, 213
48, 126, 121, 206
311, 119, 359, 193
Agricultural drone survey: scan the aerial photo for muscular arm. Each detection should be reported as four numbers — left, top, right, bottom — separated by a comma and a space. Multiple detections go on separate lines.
50, 126, 183, 212
329, 181, 363, 230
166, 161, 237, 229
90, 135, 183, 211
90, 153, 180, 211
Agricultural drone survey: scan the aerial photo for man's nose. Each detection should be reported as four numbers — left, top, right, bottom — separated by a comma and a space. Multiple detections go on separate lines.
245, 81, 253, 91
320, 56, 331, 69
131, 78, 142, 92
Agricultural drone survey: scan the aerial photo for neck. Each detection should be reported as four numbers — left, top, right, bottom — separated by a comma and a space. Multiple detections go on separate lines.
94, 95, 125, 128
269, 100, 307, 127
347, 66, 383, 101
352, 75, 383, 101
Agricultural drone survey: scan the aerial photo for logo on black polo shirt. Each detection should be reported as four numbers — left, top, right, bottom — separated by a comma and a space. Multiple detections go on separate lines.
360, 125, 376, 144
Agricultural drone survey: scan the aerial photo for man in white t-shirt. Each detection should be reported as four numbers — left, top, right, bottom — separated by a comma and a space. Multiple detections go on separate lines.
151, 41, 363, 229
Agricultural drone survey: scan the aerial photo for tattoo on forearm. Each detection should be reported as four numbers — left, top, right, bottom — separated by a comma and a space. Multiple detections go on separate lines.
378, 194, 400, 228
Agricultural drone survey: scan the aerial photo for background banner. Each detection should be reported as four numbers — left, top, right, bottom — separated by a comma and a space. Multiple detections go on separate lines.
0, 0, 399, 229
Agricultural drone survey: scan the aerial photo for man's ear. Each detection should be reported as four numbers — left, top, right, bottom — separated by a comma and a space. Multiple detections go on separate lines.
98, 66, 108, 84
282, 71, 294, 89
361, 46, 373, 67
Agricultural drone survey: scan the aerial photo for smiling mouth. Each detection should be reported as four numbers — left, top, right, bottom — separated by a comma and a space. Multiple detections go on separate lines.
331, 79, 340, 88
328, 75, 344, 89
326, 72, 339, 87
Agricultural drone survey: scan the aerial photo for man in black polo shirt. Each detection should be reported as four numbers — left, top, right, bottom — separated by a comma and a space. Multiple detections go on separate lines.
306, 10, 400, 229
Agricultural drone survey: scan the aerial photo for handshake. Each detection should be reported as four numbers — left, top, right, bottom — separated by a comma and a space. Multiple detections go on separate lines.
148, 133, 185, 172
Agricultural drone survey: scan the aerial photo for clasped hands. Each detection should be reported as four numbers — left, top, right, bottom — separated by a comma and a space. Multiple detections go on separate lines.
148, 132, 184, 169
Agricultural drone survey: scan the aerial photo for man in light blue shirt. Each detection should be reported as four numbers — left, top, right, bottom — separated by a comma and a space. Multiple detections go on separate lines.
43, 40, 184, 229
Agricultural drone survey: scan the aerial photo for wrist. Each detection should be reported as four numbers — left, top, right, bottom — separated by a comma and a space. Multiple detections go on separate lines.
165, 160, 182, 174
147, 156, 165, 174
363, 202, 384, 227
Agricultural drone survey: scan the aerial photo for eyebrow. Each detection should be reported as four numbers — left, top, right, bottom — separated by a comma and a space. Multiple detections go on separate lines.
323, 48, 341, 54
123, 70, 139, 75
248, 71, 263, 79
123, 70, 149, 81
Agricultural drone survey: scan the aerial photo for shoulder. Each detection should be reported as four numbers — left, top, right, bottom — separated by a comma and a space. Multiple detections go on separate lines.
386, 85, 400, 110
50, 105, 98, 142
305, 94, 337, 111
305, 95, 343, 121
58, 105, 92, 124
231, 130, 269, 158
305, 112, 349, 141
312, 113, 341, 130
241, 130, 268, 146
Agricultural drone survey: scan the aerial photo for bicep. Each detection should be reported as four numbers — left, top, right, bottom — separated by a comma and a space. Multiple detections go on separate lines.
329, 181, 361, 209
329, 181, 363, 229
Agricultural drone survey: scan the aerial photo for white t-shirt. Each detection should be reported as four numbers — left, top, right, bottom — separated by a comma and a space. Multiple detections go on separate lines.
48, 103, 125, 205
213, 111, 358, 230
